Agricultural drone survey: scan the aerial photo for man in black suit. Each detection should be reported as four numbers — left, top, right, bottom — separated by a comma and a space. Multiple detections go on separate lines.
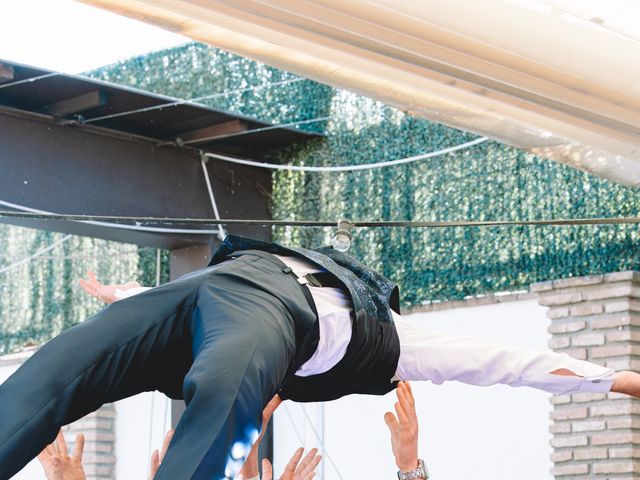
1, 234, 639, 479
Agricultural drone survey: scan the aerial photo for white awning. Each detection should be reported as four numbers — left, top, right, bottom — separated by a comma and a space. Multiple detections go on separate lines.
79, 0, 640, 186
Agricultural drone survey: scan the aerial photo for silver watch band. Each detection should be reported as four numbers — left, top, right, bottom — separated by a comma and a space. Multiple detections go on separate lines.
397, 459, 429, 480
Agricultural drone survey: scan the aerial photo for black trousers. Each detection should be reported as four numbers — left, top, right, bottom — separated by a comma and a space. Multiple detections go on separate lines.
0, 253, 314, 479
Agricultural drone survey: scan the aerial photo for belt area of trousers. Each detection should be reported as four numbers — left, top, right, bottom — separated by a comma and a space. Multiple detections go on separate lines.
226, 249, 321, 381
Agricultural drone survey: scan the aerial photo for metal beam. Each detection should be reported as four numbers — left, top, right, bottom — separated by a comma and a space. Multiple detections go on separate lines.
0, 107, 273, 248
40, 90, 107, 118
178, 119, 248, 145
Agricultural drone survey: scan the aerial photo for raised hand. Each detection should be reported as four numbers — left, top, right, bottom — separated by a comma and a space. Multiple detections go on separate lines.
262, 447, 322, 480
78, 270, 141, 304
384, 381, 419, 472
37, 430, 86, 480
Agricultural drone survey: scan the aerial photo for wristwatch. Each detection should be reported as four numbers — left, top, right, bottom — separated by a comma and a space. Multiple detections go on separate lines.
397, 459, 429, 479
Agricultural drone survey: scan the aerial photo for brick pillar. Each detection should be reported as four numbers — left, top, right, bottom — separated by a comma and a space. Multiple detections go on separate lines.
64, 404, 116, 479
534, 271, 640, 478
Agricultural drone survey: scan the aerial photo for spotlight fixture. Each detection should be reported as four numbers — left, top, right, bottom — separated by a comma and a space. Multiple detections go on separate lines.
331, 219, 354, 252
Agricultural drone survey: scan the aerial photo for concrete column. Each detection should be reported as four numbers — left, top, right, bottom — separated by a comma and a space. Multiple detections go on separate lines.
534, 271, 640, 478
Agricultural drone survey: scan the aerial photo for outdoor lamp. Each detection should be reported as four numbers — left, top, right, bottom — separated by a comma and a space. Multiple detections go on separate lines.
331, 219, 354, 252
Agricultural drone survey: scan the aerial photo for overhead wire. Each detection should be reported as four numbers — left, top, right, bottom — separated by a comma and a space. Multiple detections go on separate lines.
0, 209, 639, 229
0, 72, 58, 90
281, 403, 345, 480
175, 116, 331, 147
204, 137, 487, 172
84, 76, 306, 124
200, 156, 227, 240
0, 234, 73, 275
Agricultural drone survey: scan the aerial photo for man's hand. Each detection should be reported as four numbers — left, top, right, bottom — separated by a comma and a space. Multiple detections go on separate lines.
78, 270, 141, 304
37, 430, 86, 480
262, 447, 322, 480
384, 381, 420, 472
239, 395, 284, 478
148, 429, 175, 480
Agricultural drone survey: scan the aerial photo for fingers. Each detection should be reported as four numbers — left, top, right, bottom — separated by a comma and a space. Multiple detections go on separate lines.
159, 429, 174, 461
284, 447, 305, 473
79, 270, 102, 296
56, 430, 68, 457
43, 442, 58, 457
78, 278, 96, 297
149, 449, 160, 478
149, 430, 174, 479
262, 458, 273, 480
72, 433, 85, 462
395, 401, 409, 424
263, 394, 283, 421
36, 447, 50, 464
384, 411, 399, 430
296, 448, 321, 478
397, 385, 414, 418
404, 381, 414, 405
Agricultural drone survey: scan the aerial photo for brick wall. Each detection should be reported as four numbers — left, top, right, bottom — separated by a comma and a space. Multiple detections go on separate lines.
535, 271, 640, 478
64, 404, 116, 480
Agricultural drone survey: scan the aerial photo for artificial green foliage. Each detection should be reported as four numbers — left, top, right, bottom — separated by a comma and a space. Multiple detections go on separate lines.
90, 42, 639, 306
2, 41, 640, 352
0, 226, 168, 354
88, 43, 332, 133
270, 110, 640, 305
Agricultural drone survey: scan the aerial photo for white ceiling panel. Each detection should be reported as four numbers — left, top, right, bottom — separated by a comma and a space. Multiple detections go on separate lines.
78, 0, 640, 185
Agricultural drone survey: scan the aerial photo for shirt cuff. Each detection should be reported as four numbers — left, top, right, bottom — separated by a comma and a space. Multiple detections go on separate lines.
114, 286, 152, 300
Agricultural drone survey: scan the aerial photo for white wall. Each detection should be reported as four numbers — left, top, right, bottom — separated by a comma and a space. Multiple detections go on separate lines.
274, 299, 553, 480
114, 392, 172, 480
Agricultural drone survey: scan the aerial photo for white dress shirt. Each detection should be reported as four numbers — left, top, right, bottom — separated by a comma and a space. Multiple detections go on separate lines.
115, 255, 614, 393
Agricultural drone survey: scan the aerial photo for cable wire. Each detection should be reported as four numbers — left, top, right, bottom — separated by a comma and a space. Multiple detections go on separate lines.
281, 403, 345, 480
205, 137, 488, 172
0, 234, 73, 275
200, 156, 227, 240
0, 72, 58, 90
1, 208, 639, 229
84, 77, 306, 124
174, 116, 330, 147
0, 200, 222, 235
297, 404, 345, 480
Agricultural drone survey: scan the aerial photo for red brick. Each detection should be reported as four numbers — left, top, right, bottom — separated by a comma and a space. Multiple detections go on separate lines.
539, 291, 583, 306
572, 420, 606, 432
591, 432, 640, 446
551, 435, 589, 448
548, 321, 586, 334
586, 285, 633, 301
570, 303, 604, 317
552, 463, 589, 476
551, 407, 588, 421
550, 423, 572, 434
551, 450, 573, 462
591, 344, 634, 359
571, 333, 605, 346
573, 447, 608, 460
593, 461, 640, 474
